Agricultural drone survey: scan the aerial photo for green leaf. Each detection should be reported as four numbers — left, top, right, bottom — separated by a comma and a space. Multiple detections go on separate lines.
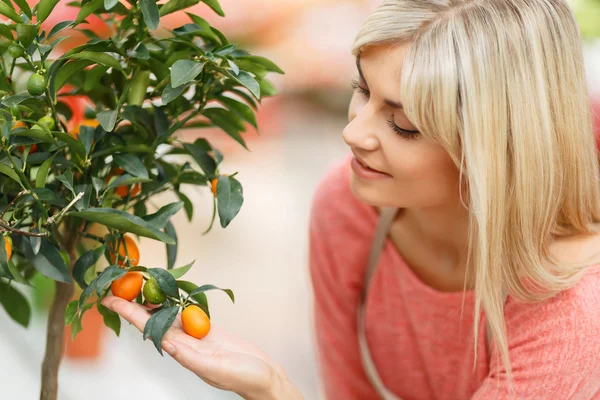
11, 127, 54, 143
0, 2, 24, 23
69, 208, 176, 244
84, 64, 109, 91
52, 59, 94, 94
153, 106, 168, 138
177, 280, 209, 317
66, 51, 123, 71
37, 0, 60, 23
94, 265, 128, 293
140, 0, 160, 30
48, 20, 75, 40
65, 300, 78, 326
13, 0, 32, 19
238, 55, 284, 74
0, 163, 23, 187
259, 78, 277, 97
203, 108, 247, 149
0, 24, 13, 40
35, 153, 58, 188
0, 281, 31, 328
73, 245, 105, 289
142, 202, 183, 229
147, 268, 179, 297
159, 0, 200, 16
162, 82, 189, 104
104, 0, 119, 10
144, 306, 179, 355
170, 60, 205, 88
25, 239, 72, 283
201, 0, 224, 16
105, 174, 151, 192
75, 0, 103, 24
187, 284, 234, 303
16, 24, 38, 48
218, 96, 257, 129
176, 190, 193, 222
97, 109, 118, 132
167, 260, 193, 279
220, 69, 260, 99
165, 221, 178, 269
182, 142, 216, 176
113, 154, 148, 179
54, 132, 86, 162
56, 171, 76, 196
216, 175, 243, 228
98, 302, 121, 336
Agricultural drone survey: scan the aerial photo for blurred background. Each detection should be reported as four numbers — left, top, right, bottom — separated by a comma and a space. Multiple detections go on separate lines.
1, 0, 599, 399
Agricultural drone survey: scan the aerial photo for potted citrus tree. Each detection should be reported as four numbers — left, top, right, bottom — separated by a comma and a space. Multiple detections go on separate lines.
0, 1, 283, 399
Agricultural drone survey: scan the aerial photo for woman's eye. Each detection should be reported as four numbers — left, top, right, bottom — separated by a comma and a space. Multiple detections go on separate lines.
351, 79, 370, 96
387, 120, 420, 140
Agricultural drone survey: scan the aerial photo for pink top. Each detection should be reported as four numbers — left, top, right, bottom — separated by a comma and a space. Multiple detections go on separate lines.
309, 152, 600, 400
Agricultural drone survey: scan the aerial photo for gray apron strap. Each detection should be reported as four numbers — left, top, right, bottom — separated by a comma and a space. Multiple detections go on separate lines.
358, 207, 507, 399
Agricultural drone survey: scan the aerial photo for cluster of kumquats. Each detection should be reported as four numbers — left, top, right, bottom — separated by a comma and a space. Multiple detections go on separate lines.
107, 235, 211, 340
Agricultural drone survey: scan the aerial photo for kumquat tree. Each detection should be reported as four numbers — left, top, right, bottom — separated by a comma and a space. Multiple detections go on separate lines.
0, 0, 283, 399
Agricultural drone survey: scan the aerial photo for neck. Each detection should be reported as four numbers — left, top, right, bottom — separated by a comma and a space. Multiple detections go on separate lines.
391, 201, 472, 279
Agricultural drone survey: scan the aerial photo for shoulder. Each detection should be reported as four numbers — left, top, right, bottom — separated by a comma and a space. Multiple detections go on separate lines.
309, 152, 376, 235
503, 266, 600, 365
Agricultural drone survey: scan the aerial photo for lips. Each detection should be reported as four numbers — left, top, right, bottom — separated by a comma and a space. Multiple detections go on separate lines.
355, 155, 384, 173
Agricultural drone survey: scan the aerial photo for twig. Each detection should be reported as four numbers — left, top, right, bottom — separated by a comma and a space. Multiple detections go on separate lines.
0, 190, 29, 219
0, 219, 49, 237
47, 192, 84, 224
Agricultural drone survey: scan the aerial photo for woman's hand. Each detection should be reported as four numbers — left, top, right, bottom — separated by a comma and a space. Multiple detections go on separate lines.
101, 296, 303, 400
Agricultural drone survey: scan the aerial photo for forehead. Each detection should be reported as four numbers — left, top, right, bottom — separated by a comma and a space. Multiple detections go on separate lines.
357, 43, 410, 83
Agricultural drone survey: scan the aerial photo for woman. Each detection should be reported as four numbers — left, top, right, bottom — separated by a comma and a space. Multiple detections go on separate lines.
103, 0, 600, 398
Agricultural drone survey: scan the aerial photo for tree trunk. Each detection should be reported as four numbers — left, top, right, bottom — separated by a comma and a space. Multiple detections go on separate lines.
40, 223, 78, 400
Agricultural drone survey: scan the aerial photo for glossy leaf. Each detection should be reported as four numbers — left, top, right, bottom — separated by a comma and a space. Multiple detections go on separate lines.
140, 0, 160, 30
98, 302, 121, 336
216, 175, 244, 228
187, 284, 234, 303
147, 268, 179, 297
142, 201, 183, 229
69, 208, 176, 244
0, 281, 31, 328
167, 260, 194, 279
170, 60, 205, 88
165, 221, 178, 269
73, 245, 106, 289
144, 306, 179, 355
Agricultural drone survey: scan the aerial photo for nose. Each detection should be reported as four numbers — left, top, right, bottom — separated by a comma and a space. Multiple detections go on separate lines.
343, 101, 380, 151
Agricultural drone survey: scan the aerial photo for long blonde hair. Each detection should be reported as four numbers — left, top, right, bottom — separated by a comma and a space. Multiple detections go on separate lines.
353, 0, 600, 392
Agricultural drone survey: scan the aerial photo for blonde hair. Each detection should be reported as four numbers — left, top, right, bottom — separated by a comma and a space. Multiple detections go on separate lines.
353, 0, 600, 392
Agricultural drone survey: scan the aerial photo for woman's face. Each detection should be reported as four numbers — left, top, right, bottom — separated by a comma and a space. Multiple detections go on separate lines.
343, 43, 462, 209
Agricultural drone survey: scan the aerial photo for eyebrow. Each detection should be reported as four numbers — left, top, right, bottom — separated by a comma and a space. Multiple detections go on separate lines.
356, 57, 404, 110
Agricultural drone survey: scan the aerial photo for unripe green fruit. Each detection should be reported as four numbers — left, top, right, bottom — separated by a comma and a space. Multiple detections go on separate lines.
143, 278, 166, 304
8, 44, 24, 58
27, 74, 46, 96
38, 115, 55, 130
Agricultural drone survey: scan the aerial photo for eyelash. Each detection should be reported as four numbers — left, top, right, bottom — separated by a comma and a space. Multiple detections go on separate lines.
350, 79, 420, 140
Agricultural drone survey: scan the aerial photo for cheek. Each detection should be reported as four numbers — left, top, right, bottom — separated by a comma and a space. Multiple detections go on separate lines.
385, 144, 461, 204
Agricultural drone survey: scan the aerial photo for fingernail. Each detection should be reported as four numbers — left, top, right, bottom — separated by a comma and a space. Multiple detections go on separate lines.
163, 341, 176, 355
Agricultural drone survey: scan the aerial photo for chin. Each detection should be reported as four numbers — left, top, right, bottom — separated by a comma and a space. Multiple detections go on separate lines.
349, 175, 396, 208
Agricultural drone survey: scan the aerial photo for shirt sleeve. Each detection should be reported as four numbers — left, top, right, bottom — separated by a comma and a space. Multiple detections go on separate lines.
308, 160, 380, 400
471, 272, 600, 400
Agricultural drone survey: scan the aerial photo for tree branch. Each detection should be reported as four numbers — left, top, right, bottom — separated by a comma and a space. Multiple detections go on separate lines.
40, 220, 78, 400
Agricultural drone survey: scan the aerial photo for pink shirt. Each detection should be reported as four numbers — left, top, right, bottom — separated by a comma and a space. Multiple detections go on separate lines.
309, 152, 600, 400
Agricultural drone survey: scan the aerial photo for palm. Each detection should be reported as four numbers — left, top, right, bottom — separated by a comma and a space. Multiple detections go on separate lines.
102, 296, 280, 396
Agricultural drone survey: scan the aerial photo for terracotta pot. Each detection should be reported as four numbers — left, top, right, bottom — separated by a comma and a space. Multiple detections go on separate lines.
63, 305, 106, 361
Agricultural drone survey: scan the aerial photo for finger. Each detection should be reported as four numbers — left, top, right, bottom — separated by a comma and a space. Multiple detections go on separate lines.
101, 296, 151, 333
